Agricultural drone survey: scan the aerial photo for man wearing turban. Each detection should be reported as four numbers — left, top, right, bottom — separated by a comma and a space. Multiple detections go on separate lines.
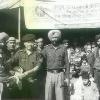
42, 30, 69, 100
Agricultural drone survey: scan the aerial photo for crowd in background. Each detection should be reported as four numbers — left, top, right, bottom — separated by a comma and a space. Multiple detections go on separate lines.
0, 30, 100, 100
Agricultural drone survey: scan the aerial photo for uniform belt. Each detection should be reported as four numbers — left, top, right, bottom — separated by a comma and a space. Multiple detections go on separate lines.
47, 69, 63, 73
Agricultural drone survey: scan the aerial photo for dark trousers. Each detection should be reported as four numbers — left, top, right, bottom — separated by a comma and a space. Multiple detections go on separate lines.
94, 69, 100, 94
21, 78, 43, 99
2, 83, 22, 99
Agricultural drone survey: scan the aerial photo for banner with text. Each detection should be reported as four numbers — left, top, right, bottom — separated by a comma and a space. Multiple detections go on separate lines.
23, 0, 100, 29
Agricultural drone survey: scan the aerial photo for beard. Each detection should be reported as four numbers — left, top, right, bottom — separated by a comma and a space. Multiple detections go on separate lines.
51, 41, 59, 46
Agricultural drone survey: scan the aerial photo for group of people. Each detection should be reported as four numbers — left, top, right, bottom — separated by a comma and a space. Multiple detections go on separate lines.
0, 30, 100, 100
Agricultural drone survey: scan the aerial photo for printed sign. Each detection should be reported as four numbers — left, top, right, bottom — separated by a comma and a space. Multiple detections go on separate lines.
23, 0, 100, 29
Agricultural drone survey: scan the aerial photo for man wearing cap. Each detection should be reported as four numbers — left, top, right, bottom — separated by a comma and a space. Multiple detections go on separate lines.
6, 37, 17, 57
5, 37, 21, 98
42, 30, 69, 100
0, 32, 10, 100
6, 34, 42, 99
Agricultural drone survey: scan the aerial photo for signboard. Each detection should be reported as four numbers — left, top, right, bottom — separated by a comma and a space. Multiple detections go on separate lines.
23, 0, 100, 29
0, 0, 20, 9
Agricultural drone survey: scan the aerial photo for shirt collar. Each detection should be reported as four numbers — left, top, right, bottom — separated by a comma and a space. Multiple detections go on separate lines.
50, 44, 62, 50
23, 49, 34, 56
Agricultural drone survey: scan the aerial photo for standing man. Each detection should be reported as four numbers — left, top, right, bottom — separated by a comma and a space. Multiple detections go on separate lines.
6, 37, 17, 75
36, 38, 46, 99
94, 34, 100, 98
91, 42, 97, 58
6, 37, 21, 98
85, 44, 95, 77
62, 39, 70, 61
0, 32, 9, 100
42, 30, 69, 100
36, 38, 44, 53
6, 34, 42, 99
6, 37, 17, 57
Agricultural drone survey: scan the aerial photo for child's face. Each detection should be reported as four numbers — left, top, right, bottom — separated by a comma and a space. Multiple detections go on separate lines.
82, 60, 87, 65
86, 45, 92, 53
70, 48, 74, 53
82, 79, 89, 85
75, 48, 80, 53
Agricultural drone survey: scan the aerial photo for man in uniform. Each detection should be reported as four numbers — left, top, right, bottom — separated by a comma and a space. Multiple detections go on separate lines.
42, 30, 69, 100
6, 34, 42, 99
6, 37, 16, 57
5, 37, 21, 98
0, 32, 9, 100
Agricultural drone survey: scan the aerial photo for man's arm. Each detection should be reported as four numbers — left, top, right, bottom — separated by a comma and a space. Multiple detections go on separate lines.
10, 59, 43, 80
64, 47, 70, 79
16, 52, 44, 79
17, 66, 40, 79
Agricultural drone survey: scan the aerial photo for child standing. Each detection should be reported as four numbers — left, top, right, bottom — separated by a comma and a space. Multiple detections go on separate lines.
70, 71, 99, 100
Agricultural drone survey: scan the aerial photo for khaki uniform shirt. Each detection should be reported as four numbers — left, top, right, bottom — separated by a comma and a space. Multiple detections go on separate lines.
6, 49, 41, 72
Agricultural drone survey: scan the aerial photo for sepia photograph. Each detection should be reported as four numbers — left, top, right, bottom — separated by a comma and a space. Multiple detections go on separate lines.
0, 0, 100, 100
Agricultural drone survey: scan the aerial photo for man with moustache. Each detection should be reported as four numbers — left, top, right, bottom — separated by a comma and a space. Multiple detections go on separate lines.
6, 37, 16, 57
42, 30, 69, 100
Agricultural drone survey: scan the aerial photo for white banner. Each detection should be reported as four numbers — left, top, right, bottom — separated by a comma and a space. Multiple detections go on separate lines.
0, 0, 21, 9
23, 0, 100, 29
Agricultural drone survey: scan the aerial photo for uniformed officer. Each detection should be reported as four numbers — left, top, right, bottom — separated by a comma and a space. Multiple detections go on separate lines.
0, 32, 9, 100
42, 30, 69, 100
5, 37, 21, 98
5, 37, 18, 76
6, 37, 16, 57
6, 34, 42, 99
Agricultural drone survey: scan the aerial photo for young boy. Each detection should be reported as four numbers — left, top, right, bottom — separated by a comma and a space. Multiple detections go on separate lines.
70, 71, 99, 100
